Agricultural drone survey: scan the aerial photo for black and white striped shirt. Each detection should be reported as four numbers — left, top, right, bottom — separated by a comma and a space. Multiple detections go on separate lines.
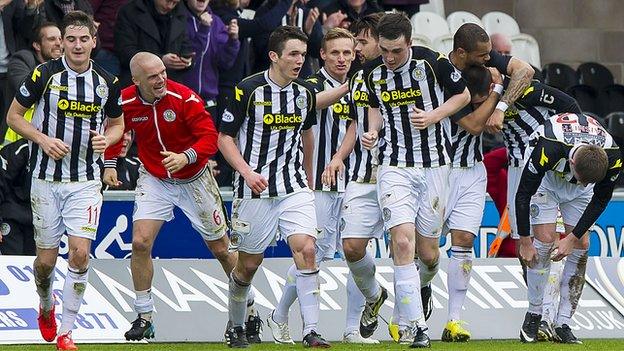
307, 68, 352, 192
448, 51, 511, 168
364, 46, 466, 167
502, 82, 581, 167
348, 69, 377, 183
15, 56, 122, 182
219, 70, 317, 199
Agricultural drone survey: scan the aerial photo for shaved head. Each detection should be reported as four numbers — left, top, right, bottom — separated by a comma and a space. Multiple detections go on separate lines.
130, 52, 162, 78
130, 52, 168, 102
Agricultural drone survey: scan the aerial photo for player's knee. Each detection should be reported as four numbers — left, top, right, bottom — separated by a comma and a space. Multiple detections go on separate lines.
68, 246, 89, 269
211, 245, 231, 263
132, 234, 153, 254
418, 250, 439, 268
392, 234, 413, 258
343, 240, 366, 262
34, 259, 55, 277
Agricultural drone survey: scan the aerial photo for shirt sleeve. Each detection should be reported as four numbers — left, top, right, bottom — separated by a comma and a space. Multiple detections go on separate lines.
434, 55, 466, 96
14, 64, 47, 108
219, 83, 251, 137
302, 85, 317, 130
450, 104, 474, 123
571, 147, 623, 238
364, 70, 380, 108
486, 50, 512, 75
515, 137, 566, 237
515, 82, 582, 114
104, 77, 123, 118
182, 92, 219, 163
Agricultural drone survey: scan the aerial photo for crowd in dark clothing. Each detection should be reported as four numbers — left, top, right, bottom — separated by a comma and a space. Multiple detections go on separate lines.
0, 0, 422, 255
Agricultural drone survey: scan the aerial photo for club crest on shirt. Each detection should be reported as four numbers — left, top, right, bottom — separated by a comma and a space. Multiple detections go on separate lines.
412, 67, 426, 81
19, 83, 30, 97
296, 95, 307, 109
222, 109, 235, 123
96, 84, 109, 99
451, 71, 462, 82
163, 109, 176, 122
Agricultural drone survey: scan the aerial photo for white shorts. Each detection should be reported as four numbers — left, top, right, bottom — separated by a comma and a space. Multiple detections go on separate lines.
31, 179, 102, 249
507, 165, 523, 239
377, 165, 449, 238
340, 182, 384, 240
133, 167, 227, 241
314, 191, 343, 262
530, 172, 593, 228
231, 188, 318, 254
444, 163, 487, 235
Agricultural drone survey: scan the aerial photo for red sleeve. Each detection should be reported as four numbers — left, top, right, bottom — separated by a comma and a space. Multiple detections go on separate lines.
181, 91, 218, 163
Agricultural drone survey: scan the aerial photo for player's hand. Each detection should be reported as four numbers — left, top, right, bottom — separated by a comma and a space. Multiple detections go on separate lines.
228, 19, 239, 40
410, 107, 438, 130
361, 131, 378, 150
160, 151, 189, 174
39, 135, 69, 160
485, 109, 504, 134
552, 234, 578, 261
242, 168, 268, 195
518, 236, 537, 268
321, 156, 345, 187
90, 130, 108, 154
208, 159, 220, 178
304, 7, 320, 35
162, 53, 189, 70
488, 67, 503, 85
102, 168, 122, 188
200, 11, 213, 27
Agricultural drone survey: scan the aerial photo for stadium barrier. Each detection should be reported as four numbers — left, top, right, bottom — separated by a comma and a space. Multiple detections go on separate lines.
87, 190, 624, 260
1, 256, 623, 343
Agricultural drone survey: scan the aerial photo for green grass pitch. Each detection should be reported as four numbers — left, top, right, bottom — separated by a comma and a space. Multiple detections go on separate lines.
2, 340, 624, 351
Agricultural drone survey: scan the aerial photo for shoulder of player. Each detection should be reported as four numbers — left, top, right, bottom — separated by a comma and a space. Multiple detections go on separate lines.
237, 71, 266, 92
90, 60, 119, 85
163, 80, 202, 103
412, 45, 446, 63
30, 58, 63, 82
349, 69, 365, 89
293, 77, 316, 95
304, 71, 325, 89
362, 57, 384, 83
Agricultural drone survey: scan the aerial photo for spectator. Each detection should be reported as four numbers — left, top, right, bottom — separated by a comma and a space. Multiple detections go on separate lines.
182, 0, 240, 118
212, 0, 294, 186
381, 0, 427, 18
0, 0, 42, 144
252, 0, 323, 79
3, 21, 62, 145
105, 131, 140, 190
30, 0, 94, 26
91, 0, 128, 76
490, 33, 511, 55
491, 33, 543, 83
322, 0, 383, 29
0, 139, 35, 255
115, 0, 194, 87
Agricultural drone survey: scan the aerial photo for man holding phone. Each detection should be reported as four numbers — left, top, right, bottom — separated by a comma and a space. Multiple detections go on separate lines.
183, 0, 241, 121
115, 0, 195, 87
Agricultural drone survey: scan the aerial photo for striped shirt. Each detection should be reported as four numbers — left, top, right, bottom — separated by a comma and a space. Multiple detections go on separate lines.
219, 70, 317, 199
364, 46, 465, 167
502, 82, 581, 167
348, 69, 377, 183
307, 68, 352, 192
448, 51, 511, 167
15, 56, 122, 182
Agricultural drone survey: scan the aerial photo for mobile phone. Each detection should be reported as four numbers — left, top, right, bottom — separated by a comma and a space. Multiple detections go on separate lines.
181, 52, 196, 59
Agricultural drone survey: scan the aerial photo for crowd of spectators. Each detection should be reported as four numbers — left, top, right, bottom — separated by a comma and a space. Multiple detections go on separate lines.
0, 0, 422, 254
